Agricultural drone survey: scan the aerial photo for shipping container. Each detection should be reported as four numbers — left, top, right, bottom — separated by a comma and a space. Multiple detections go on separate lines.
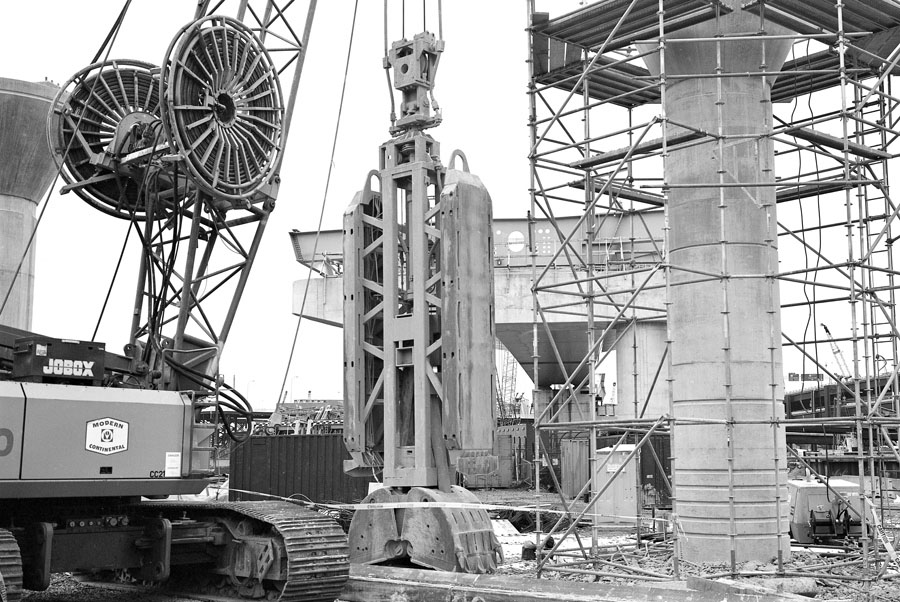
229, 434, 370, 503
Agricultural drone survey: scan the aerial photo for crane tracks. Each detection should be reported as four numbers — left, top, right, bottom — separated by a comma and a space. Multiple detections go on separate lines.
159, 500, 349, 602
0, 529, 22, 602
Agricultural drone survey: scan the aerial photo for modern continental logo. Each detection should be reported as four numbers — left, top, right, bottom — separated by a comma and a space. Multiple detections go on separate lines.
85, 417, 129, 455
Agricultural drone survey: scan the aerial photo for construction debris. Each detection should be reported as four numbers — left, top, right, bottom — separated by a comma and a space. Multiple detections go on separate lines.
341, 564, 805, 602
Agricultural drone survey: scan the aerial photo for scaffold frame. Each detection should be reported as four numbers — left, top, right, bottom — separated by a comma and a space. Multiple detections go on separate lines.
526, 0, 900, 594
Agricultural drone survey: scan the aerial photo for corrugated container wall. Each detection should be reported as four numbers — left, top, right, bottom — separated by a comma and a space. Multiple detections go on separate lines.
230, 434, 370, 503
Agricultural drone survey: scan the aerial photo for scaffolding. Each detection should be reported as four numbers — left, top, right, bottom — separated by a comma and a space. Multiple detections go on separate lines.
526, 0, 900, 593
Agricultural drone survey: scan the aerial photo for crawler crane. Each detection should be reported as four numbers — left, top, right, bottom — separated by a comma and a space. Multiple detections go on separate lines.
0, 3, 349, 601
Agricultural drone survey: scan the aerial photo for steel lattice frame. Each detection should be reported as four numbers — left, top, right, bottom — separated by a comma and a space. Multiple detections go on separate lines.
44, 1, 317, 398
526, 0, 900, 591
124, 0, 317, 388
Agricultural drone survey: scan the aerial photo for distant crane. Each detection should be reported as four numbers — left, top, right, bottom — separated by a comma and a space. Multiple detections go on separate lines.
822, 323, 852, 382
496, 338, 519, 424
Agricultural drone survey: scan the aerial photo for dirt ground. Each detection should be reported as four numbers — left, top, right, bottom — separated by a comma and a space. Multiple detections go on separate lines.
22, 574, 197, 602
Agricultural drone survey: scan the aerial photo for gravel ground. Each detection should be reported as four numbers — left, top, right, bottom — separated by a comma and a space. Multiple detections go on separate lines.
475, 488, 900, 602
22, 574, 200, 602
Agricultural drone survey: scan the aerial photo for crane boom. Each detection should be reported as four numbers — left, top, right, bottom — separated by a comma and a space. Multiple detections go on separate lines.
0, 5, 352, 601
822, 323, 852, 381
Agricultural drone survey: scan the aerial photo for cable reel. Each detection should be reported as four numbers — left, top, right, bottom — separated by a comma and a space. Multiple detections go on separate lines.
48, 60, 174, 220
160, 16, 284, 207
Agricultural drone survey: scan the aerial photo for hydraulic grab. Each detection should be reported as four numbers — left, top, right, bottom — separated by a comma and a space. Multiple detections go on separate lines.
341, 31, 502, 572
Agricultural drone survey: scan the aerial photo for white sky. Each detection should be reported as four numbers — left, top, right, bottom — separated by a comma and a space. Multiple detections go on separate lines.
1, 1, 586, 410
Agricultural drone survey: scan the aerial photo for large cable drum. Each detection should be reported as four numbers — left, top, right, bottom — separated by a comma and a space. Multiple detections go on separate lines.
48, 60, 164, 220
161, 16, 284, 203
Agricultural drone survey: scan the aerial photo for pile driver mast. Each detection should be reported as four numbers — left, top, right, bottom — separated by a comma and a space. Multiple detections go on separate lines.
341, 23, 502, 572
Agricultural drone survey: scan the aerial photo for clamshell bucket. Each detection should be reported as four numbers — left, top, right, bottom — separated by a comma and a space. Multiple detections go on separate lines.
348, 485, 502, 572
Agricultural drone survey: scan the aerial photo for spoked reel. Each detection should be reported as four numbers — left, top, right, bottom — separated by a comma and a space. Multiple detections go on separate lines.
49, 15, 284, 219
47, 59, 185, 220
47, 15, 289, 391
161, 15, 284, 206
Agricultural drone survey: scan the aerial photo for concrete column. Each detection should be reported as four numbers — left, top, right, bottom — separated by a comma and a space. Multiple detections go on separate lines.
642, 6, 792, 563
615, 321, 668, 419
0, 79, 59, 330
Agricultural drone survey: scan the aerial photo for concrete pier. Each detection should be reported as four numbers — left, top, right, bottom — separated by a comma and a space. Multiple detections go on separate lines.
0, 78, 59, 330
641, 4, 792, 563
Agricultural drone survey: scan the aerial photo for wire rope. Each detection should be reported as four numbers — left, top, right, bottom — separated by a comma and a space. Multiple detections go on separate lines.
275, 0, 360, 407
0, 0, 133, 323
91, 0, 132, 64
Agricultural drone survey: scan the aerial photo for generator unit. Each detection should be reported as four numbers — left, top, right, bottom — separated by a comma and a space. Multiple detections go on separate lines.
788, 477, 871, 544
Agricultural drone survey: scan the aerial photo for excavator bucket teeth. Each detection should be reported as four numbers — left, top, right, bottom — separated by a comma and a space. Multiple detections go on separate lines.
347, 487, 406, 565
401, 486, 503, 573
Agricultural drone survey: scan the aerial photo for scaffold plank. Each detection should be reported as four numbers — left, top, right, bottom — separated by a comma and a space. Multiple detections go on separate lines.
569, 178, 665, 207
533, 0, 730, 52
570, 130, 706, 170
771, 50, 843, 103
534, 59, 660, 108
535, 36, 899, 107
775, 179, 851, 204
784, 125, 891, 160
742, 0, 900, 36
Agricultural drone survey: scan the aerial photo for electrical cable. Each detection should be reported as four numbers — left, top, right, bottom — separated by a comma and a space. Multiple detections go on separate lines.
788, 40, 826, 421
790, 42, 811, 397
91, 121, 167, 342
384, 0, 397, 129
91, 0, 133, 64
165, 356, 254, 442
808, 51, 824, 398
276, 0, 360, 407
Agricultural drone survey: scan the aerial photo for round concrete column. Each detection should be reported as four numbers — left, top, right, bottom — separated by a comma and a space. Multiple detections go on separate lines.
642, 6, 792, 563
0, 78, 59, 330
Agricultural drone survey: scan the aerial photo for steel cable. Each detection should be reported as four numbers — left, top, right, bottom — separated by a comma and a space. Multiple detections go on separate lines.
91, 121, 167, 341
0, 0, 133, 322
275, 0, 359, 407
